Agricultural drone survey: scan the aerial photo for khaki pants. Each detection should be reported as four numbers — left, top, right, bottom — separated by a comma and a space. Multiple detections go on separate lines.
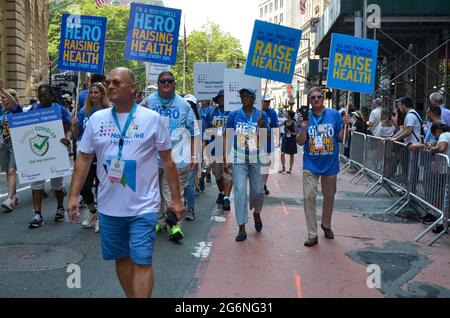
158, 166, 190, 227
303, 170, 337, 239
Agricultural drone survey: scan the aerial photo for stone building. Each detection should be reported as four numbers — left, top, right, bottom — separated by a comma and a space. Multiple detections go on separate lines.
0, 0, 49, 104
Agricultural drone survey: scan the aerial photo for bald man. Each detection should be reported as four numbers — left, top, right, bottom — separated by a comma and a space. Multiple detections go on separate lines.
68, 67, 183, 298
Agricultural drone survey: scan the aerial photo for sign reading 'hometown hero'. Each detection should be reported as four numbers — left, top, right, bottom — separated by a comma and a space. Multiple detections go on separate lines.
9, 107, 71, 184
327, 33, 379, 94
58, 14, 107, 73
125, 3, 182, 65
245, 20, 302, 84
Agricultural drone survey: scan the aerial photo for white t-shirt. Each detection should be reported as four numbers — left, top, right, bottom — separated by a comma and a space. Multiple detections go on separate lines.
368, 107, 382, 131
79, 106, 172, 217
403, 110, 422, 144
437, 132, 450, 163
373, 123, 395, 138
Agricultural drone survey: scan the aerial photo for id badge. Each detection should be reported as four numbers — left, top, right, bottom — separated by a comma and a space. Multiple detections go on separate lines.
286, 132, 291, 138
108, 159, 125, 183
315, 137, 324, 151
217, 126, 223, 137
318, 124, 327, 135
248, 137, 258, 152
163, 116, 170, 129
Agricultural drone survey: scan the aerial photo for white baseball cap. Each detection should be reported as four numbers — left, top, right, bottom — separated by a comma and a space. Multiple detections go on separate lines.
184, 94, 197, 104
262, 95, 273, 102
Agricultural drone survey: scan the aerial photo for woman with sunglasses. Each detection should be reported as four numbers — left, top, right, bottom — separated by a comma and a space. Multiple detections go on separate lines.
0, 80, 22, 211
72, 83, 112, 232
297, 87, 349, 247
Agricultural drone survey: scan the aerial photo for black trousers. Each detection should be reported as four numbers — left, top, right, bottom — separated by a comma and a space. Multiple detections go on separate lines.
80, 161, 99, 205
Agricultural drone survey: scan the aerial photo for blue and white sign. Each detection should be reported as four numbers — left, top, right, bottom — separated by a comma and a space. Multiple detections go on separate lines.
125, 3, 182, 65
327, 33, 379, 94
58, 14, 107, 73
224, 69, 262, 112
9, 107, 71, 183
245, 20, 302, 84
194, 62, 227, 101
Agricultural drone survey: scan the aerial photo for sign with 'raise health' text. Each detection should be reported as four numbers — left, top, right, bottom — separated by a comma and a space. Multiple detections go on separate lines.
327, 33, 379, 94
125, 3, 181, 65
58, 14, 107, 73
245, 20, 302, 84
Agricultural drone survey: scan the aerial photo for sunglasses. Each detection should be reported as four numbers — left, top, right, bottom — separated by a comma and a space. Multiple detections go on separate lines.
310, 95, 323, 100
159, 79, 175, 85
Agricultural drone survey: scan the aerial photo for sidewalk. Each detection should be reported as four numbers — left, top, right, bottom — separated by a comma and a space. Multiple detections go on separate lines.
186, 152, 450, 298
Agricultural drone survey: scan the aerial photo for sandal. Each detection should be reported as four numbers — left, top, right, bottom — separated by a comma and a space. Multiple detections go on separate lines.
278, 167, 286, 174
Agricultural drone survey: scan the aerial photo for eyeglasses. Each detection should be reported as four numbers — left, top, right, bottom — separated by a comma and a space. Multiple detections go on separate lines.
158, 79, 175, 85
310, 95, 323, 100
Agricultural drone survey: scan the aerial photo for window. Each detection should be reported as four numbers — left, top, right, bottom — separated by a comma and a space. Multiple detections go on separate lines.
280, 0, 283, 8
279, 13, 283, 23
260, 7, 263, 17
275, 0, 278, 10
274, 15, 278, 24
269, 2, 273, 12
265, 5, 268, 14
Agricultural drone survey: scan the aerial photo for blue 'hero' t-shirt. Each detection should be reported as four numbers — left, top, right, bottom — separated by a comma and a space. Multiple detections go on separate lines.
226, 107, 268, 163
303, 108, 342, 176
205, 106, 230, 157
145, 92, 197, 169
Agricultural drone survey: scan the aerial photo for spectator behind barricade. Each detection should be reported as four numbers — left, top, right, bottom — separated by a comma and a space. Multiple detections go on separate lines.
367, 98, 383, 134
429, 123, 450, 159
341, 111, 351, 158
142, 71, 198, 242
423, 106, 444, 145
392, 101, 405, 134
78, 73, 107, 111
430, 92, 450, 126
350, 111, 367, 134
0, 80, 23, 211
297, 87, 350, 247
389, 97, 423, 145
72, 82, 112, 233
373, 108, 395, 138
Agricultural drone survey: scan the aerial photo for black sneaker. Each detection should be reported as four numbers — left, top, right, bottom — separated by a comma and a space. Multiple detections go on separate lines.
199, 179, 205, 192
206, 173, 212, 183
29, 214, 43, 229
222, 198, 231, 211
422, 213, 438, 225
264, 185, 269, 195
216, 193, 224, 205
54, 208, 65, 222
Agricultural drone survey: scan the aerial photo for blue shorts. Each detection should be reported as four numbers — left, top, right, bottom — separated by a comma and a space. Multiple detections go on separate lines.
99, 213, 157, 265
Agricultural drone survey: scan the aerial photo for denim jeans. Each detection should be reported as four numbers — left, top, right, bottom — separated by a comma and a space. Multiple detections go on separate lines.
185, 168, 197, 210
232, 163, 265, 226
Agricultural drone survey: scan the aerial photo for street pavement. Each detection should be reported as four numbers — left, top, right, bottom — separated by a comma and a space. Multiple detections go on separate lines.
1, 148, 450, 298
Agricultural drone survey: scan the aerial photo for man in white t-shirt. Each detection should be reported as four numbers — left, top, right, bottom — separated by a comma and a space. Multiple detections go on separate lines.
67, 68, 183, 298
389, 97, 422, 145
367, 98, 383, 133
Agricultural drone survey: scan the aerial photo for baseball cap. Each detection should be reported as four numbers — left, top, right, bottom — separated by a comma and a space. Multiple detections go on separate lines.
262, 94, 273, 102
212, 89, 224, 103
352, 111, 362, 119
184, 94, 197, 105
239, 88, 256, 97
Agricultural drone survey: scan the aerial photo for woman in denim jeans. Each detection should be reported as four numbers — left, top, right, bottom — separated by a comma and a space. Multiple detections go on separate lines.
224, 88, 268, 242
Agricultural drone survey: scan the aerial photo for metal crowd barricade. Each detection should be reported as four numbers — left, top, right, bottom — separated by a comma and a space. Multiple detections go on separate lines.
347, 132, 367, 183
382, 141, 410, 214
412, 151, 450, 246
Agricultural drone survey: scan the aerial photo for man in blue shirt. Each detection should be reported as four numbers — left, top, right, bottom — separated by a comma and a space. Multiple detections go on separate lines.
261, 95, 279, 195
142, 71, 198, 242
297, 87, 349, 247
204, 89, 232, 211
28, 84, 72, 229
224, 88, 268, 242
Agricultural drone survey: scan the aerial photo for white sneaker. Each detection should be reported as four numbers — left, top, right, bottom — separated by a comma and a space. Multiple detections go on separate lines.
82, 211, 98, 228
94, 219, 99, 233
1, 198, 15, 211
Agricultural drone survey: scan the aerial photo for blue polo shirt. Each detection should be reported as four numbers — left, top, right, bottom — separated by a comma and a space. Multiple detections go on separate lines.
303, 108, 342, 176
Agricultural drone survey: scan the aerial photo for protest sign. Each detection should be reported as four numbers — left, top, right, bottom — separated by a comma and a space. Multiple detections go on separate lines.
194, 62, 227, 101
58, 14, 107, 73
245, 20, 302, 84
327, 33, 379, 94
125, 3, 181, 65
146, 63, 171, 82
224, 69, 262, 112
9, 107, 71, 184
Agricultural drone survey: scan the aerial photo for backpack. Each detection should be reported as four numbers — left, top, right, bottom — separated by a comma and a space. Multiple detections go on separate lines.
408, 110, 425, 143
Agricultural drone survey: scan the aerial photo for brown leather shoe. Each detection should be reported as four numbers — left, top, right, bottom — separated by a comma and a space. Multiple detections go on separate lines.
321, 224, 335, 239
304, 236, 318, 247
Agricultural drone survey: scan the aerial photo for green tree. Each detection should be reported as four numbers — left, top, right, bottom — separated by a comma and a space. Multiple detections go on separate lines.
172, 21, 247, 95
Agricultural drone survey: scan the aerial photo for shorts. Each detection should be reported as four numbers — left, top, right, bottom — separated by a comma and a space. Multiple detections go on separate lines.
31, 177, 65, 191
0, 144, 16, 171
210, 161, 232, 181
99, 212, 157, 265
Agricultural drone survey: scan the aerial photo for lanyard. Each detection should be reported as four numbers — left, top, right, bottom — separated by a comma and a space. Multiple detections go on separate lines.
111, 104, 138, 160
240, 107, 255, 127
158, 93, 175, 112
310, 109, 325, 131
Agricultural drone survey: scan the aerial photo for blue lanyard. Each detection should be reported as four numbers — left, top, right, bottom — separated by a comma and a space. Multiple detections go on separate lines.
157, 93, 175, 112
111, 104, 138, 160
310, 109, 325, 130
